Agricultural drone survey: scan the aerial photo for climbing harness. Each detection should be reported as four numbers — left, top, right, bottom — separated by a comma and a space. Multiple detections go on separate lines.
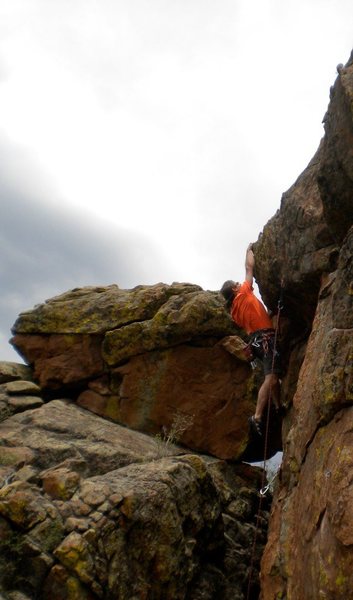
251, 329, 279, 363
246, 280, 284, 600
244, 330, 277, 371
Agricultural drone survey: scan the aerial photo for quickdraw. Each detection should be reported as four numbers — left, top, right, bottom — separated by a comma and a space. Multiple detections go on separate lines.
259, 470, 278, 496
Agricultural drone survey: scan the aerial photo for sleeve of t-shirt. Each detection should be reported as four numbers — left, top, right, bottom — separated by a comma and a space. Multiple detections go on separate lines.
239, 280, 253, 294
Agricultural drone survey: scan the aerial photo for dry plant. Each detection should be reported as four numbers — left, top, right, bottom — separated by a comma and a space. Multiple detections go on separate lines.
153, 410, 195, 458
162, 410, 195, 445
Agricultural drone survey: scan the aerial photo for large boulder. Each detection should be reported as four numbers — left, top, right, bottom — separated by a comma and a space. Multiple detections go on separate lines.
11, 283, 234, 391
0, 400, 269, 600
11, 283, 281, 462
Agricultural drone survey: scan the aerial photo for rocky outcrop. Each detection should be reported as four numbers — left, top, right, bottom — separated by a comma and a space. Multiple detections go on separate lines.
0, 368, 269, 600
4, 280, 280, 598
0, 361, 43, 421
256, 52, 353, 599
10, 283, 282, 462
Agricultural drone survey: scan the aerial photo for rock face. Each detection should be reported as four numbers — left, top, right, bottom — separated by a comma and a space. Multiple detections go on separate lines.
0, 383, 269, 600
256, 52, 353, 599
11, 283, 281, 462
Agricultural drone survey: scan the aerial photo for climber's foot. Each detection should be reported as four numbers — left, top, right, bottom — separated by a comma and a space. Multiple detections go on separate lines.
249, 415, 263, 437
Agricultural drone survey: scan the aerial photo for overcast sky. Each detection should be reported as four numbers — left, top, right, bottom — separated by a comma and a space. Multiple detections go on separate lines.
1, 0, 352, 361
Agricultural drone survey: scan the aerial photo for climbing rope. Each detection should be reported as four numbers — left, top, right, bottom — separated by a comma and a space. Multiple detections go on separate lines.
246, 281, 284, 600
262, 280, 284, 475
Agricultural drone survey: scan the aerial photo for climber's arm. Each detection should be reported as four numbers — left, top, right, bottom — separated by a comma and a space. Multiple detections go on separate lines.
245, 243, 254, 285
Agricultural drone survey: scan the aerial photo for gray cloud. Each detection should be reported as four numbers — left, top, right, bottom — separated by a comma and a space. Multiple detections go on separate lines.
0, 141, 170, 361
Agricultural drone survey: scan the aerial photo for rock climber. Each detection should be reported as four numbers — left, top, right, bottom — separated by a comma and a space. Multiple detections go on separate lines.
220, 243, 282, 436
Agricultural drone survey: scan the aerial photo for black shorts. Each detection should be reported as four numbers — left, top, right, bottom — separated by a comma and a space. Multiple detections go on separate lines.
250, 329, 282, 376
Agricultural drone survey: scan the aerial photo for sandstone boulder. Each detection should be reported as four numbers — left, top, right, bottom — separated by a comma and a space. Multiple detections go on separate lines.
11, 283, 281, 462
12, 283, 204, 335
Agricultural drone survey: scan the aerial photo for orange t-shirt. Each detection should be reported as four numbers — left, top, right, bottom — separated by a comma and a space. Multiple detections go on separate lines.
231, 280, 273, 334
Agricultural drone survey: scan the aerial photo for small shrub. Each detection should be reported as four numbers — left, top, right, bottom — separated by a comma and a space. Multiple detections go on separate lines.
154, 410, 194, 458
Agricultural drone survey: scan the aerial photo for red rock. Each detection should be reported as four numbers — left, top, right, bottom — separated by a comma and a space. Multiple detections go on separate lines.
12, 333, 104, 389
261, 241, 353, 597
114, 344, 254, 460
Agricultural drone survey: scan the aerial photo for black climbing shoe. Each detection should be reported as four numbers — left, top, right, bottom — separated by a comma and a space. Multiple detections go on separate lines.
249, 415, 263, 437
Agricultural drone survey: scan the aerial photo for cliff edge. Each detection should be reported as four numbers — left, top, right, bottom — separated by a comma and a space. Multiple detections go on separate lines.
256, 52, 353, 599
